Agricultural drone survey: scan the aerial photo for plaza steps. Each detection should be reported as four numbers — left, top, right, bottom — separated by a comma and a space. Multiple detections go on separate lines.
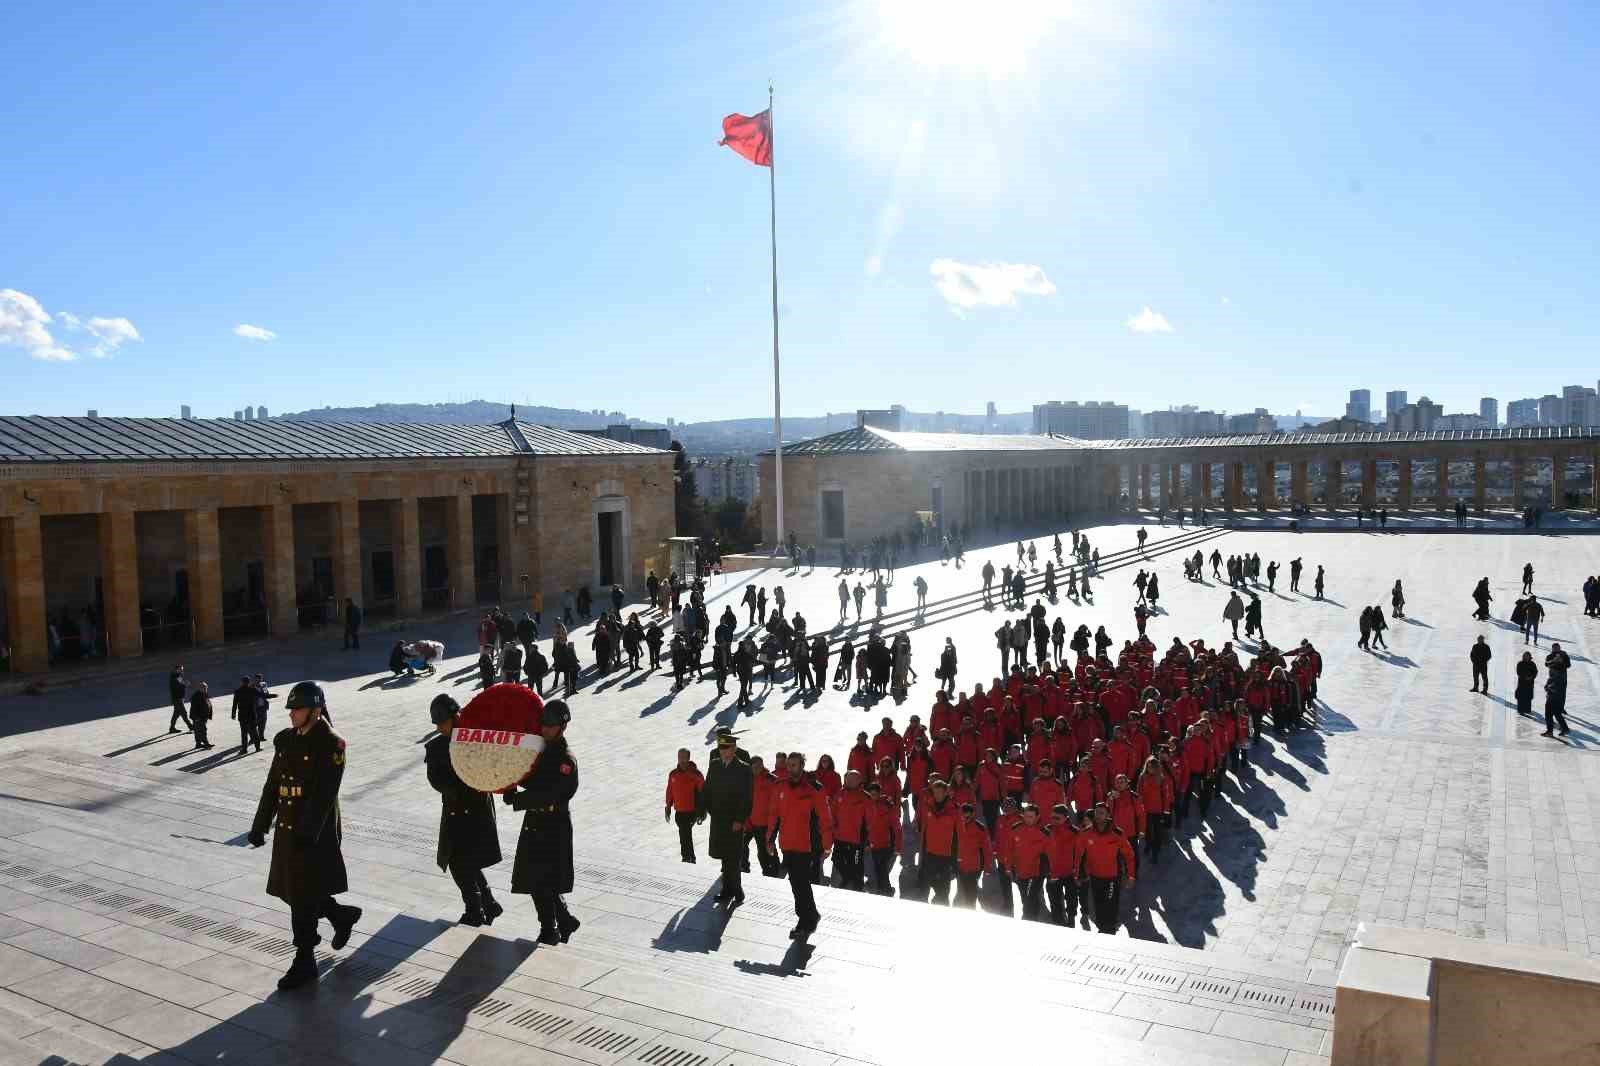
0, 747, 1333, 1066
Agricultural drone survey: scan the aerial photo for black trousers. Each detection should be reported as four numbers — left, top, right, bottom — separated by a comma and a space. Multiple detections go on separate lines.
753, 829, 781, 876
170, 699, 191, 731
1545, 701, 1570, 734
922, 855, 954, 905
994, 870, 1014, 914
1471, 666, 1488, 691
870, 847, 895, 895
290, 896, 357, 949
1017, 875, 1046, 920
1146, 812, 1168, 862
1047, 878, 1087, 927
833, 842, 865, 891
192, 718, 210, 747
955, 871, 981, 908
674, 812, 696, 862
1088, 876, 1122, 933
530, 888, 574, 932
719, 847, 743, 899
343, 626, 360, 649
448, 862, 492, 912
783, 851, 820, 927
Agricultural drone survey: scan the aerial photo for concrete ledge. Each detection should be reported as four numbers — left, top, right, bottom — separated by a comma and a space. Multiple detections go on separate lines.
1333, 924, 1600, 1066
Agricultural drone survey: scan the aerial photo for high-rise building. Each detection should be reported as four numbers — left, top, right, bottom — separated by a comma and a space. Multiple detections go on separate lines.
1561, 385, 1599, 426
86, 409, 98, 418
1385, 390, 1408, 417
1226, 408, 1278, 434
1386, 396, 1443, 432
233, 410, 244, 420
1506, 398, 1539, 427
1032, 400, 1130, 439
1146, 406, 1226, 437
1345, 389, 1372, 424
244, 406, 254, 420
1539, 394, 1561, 424
180, 404, 192, 420
258, 404, 269, 419
1478, 398, 1497, 427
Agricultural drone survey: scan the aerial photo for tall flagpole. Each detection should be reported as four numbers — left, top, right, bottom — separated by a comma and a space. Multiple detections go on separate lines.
769, 82, 784, 556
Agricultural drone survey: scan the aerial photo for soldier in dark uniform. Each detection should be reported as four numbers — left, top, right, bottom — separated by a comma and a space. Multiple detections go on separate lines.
247, 681, 362, 991
502, 699, 580, 945
230, 675, 258, 752
700, 728, 754, 906
426, 694, 504, 926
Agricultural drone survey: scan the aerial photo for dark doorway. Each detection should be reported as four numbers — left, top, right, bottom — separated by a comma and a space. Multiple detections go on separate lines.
174, 568, 190, 608
424, 545, 448, 590
476, 544, 500, 604
930, 486, 944, 530
597, 512, 618, 587
246, 561, 264, 609
372, 550, 395, 603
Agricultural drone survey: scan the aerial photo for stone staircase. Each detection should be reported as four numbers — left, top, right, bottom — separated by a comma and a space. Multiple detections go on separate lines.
0, 748, 1334, 1065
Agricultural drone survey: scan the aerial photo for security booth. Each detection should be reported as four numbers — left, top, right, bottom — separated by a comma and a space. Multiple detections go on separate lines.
668, 536, 702, 580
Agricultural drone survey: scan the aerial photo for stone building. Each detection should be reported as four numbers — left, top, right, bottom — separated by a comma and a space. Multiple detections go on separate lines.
759, 425, 1092, 545
0, 416, 673, 674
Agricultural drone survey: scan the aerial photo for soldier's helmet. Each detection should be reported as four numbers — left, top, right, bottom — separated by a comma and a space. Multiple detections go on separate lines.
285, 681, 327, 712
429, 694, 460, 725
540, 699, 571, 728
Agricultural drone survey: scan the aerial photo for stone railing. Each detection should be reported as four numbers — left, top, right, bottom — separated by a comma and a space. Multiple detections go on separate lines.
1333, 923, 1600, 1064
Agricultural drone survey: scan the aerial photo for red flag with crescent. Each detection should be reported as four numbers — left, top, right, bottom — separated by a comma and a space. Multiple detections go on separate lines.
719, 109, 772, 167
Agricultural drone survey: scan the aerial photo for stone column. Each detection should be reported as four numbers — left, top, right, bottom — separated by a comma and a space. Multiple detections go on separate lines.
1327, 458, 1343, 507
447, 494, 476, 607
1592, 450, 1600, 510
1, 514, 48, 674
1360, 459, 1378, 507
1292, 459, 1309, 506
1397, 458, 1413, 511
1437, 458, 1450, 510
333, 497, 361, 615
393, 496, 422, 616
262, 502, 297, 638
183, 508, 224, 646
1199, 462, 1212, 504
1552, 451, 1570, 509
1138, 464, 1152, 509
1511, 455, 1525, 509
98, 510, 142, 659
1473, 457, 1487, 510
1257, 458, 1273, 511
1223, 462, 1239, 509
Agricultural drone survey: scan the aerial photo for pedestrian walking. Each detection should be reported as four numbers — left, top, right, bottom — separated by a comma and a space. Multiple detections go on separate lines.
769, 753, 832, 939
1542, 645, 1571, 737
701, 729, 753, 905
1469, 635, 1491, 692
168, 664, 192, 733
189, 682, 215, 749
665, 750, 704, 862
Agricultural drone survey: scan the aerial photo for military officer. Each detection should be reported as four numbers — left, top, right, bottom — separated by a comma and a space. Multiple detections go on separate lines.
248, 681, 362, 991
699, 727, 753, 906
502, 699, 580, 945
426, 694, 504, 926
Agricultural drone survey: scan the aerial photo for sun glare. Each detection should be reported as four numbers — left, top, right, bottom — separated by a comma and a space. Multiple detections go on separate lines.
876, 0, 1059, 76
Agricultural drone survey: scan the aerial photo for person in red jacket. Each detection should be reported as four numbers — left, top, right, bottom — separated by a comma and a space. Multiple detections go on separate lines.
1028, 758, 1066, 813
767, 753, 833, 939
875, 757, 903, 809
954, 803, 992, 908
748, 756, 781, 877
872, 717, 903, 770
1000, 745, 1027, 808
948, 765, 978, 812
1049, 718, 1078, 778
1044, 805, 1088, 929
1078, 804, 1136, 934
929, 729, 958, 781
930, 691, 958, 737
830, 771, 872, 891
975, 748, 1005, 830
1067, 751, 1104, 815
814, 754, 842, 799
918, 779, 960, 905
864, 783, 901, 895
991, 798, 1021, 916
1007, 803, 1051, 921
904, 714, 928, 750
1182, 723, 1216, 817
846, 733, 874, 777
954, 714, 981, 777
1106, 774, 1147, 874
1107, 725, 1139, 783
905, 738, 933, 813
1135, 757, 1175, 864
665, 749, 704, 863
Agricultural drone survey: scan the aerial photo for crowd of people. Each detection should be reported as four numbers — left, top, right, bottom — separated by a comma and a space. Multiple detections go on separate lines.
666, 627, 1323, 939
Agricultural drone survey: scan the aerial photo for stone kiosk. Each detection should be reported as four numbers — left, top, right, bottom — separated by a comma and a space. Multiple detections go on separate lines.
0, 416, 674, 675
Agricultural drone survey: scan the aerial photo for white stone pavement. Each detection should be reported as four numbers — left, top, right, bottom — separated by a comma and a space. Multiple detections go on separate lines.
3, 520, 1600, 1064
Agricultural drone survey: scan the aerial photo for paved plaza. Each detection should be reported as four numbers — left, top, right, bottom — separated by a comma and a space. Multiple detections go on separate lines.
3, 519, 1600, 1064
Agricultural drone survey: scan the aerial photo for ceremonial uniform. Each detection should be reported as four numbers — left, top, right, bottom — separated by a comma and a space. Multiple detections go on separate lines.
424, 715, 502, 924
701, 737, 755, 902
505, 721, 580, 943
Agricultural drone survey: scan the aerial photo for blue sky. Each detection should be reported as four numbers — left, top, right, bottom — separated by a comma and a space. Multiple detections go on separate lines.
5, 1, 1599, 423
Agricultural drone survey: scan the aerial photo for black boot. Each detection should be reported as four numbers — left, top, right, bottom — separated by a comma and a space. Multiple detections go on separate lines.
330, 905, 361, 950
459, 909, 486, 927
482, 892, 504, 926
538, 925, 562, 945
555, 899, 580, 943
277, 948, 318, 991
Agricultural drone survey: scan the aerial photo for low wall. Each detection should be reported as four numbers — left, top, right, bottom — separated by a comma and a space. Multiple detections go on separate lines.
1333, 924, 1600, 1065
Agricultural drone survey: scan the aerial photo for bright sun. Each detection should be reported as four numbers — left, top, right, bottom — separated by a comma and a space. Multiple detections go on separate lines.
876, 0, 1059, 77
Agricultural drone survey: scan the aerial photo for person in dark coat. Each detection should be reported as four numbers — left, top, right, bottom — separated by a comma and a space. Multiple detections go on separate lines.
252, 674, 273, 754
189, 682, 215, 749
700, 729, 754, 905
502, 699, 580, 945
342, 598, 362, 650
525, 643, 549, 695
167, 664, 192, 733
1470, 636, 1492, 692
1543, 644, 1571, 737
248, 681, 361, 990
1514, 651, 1538, 716
425, 694, 504, 926
231, 675, 258, 752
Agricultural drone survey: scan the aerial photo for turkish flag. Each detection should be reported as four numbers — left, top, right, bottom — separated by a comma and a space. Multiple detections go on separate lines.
719, 109, 772, 167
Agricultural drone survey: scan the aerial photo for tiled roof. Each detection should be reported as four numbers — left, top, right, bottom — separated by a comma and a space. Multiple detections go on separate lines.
768, 425, 1088, 456
0, 416, 665, 463
1095, 426, 1600, 451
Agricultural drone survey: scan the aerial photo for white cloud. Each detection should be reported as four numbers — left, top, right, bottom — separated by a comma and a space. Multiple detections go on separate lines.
1, 290, 141, 362
929, 259, 1056, 312
57, 311, 141, 357
0, 289, 76, 361
233, 323, 277, 341
1125, 306, 1174, 333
